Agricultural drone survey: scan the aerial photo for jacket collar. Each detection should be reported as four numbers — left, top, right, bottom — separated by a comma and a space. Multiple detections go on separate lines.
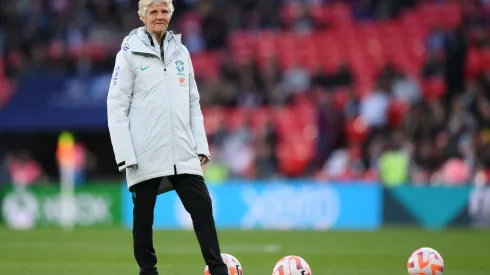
126, 27, 182, 57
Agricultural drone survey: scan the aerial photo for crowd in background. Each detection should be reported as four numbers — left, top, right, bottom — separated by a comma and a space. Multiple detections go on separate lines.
1, 0, 428, 80
2, 0, 490, 186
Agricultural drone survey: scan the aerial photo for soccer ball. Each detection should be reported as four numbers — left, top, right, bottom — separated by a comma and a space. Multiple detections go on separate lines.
407, 247, 444, 275
204, 253, 243, 275
272, 255, 311, 275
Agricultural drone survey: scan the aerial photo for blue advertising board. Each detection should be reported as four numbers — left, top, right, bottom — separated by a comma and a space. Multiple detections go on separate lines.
388, 185, 471, 230
0, 75, 111, 130
121, 180, 382, 230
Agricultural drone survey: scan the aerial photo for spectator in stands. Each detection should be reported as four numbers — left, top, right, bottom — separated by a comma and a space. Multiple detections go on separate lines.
344, 87, 360, 119
379, 131, 410, 186
474, 96, 490, 142
7, 151, 45, 185
435, 150, 471, 185
279, 61, 311, 103
325, 62, 354, 89
209, 119, 229, 150
320, 145, 364, 181
426, 26, 447, 54
204, 120, 230, 182
359, 76, 391, 128
460, 133, 476, 170
422, 52, 445, 79
254, 123, 279, 179
463, 0, 490, 29
72, 142, 98, 186
292, 3, 314, 34
179, 12, 205, 53
262, 56, 282, 105
444, 26, 468, 105
310, 63, 330, 89
373, 0, 397, 20
2, 0, 490, 183
312, 89, 335, 170
477, 69, 490, 99
363, 133, 386, 171
473, 25, 490, 49
476, 143, 490, 181
431, 101, 447, 135
220, 121, 254, 178
392, 70, 422, 104
445, 96, 476, 146
403, 101, 443, 142
199, 75, 238, 107
199, 0, 228, 50
352, 0, 374, 21
237, 57, 265, 107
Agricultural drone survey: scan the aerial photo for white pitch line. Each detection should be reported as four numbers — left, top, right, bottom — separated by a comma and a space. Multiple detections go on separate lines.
221, 244, 283, 253
263, 244, 282, 252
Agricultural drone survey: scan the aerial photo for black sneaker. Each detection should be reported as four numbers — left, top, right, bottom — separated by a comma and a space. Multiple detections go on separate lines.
139, 268, 158, 275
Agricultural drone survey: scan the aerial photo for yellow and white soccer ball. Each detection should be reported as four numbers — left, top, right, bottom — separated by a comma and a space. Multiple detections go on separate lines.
272, 255, 311, 275
204, 253, 243, 275
407, 247, 444, 275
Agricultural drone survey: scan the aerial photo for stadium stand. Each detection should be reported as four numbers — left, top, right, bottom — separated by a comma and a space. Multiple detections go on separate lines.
2, 0, 490, 185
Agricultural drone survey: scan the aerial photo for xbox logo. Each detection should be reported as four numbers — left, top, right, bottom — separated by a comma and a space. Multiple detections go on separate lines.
2, 189, 39, 230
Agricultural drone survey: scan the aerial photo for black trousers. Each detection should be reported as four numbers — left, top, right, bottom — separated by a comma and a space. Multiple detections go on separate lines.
131, 174, 228, 275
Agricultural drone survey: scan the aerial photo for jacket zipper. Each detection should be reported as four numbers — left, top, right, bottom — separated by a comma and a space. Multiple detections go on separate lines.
160, 38, 180, 175
165, 57, 177, 175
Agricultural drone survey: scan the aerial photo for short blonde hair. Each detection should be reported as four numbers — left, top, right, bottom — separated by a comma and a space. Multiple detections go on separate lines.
138, 0, 174, 22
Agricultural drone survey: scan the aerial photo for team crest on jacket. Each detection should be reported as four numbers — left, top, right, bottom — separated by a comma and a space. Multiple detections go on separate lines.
175, 60, 184, 72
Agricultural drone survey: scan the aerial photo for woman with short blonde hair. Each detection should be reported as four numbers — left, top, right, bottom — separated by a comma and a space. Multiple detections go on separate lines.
107, 1, 228, 275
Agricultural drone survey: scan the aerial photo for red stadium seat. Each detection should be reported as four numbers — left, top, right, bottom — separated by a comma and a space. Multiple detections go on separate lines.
249, 108, 272, 134
202, 107, 225, 135
388, 101, 408, 128
225, 108, 248, 131
290, 93, 313, 107
334, 88, 350, 109
273, 108, 300, 136
329, 3, 354, 28
345, 117, 369, 145
280, 2, 304, 29
466, 49, 482, 78
422, 78, 446, 101
362, 169, 379, 181
481, 49, 490, 71
277, 136, 314, 177
191, 52, 219, 79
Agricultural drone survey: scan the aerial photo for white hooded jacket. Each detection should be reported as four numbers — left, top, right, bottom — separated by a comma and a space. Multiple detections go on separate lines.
107, 27, 210, 194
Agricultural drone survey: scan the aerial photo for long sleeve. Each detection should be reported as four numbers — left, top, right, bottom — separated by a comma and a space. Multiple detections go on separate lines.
188, 56, 211, 161
107, 51, 138, 171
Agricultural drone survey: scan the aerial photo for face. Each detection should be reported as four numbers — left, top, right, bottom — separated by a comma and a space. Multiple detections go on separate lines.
145, 2, 171, 35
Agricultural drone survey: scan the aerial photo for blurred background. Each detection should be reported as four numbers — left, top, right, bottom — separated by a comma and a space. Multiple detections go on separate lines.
3, 0, 490, 185
0, 0, 490, 274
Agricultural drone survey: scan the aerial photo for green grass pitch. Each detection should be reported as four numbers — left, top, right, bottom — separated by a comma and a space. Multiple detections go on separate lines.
0, 227, 488, 275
